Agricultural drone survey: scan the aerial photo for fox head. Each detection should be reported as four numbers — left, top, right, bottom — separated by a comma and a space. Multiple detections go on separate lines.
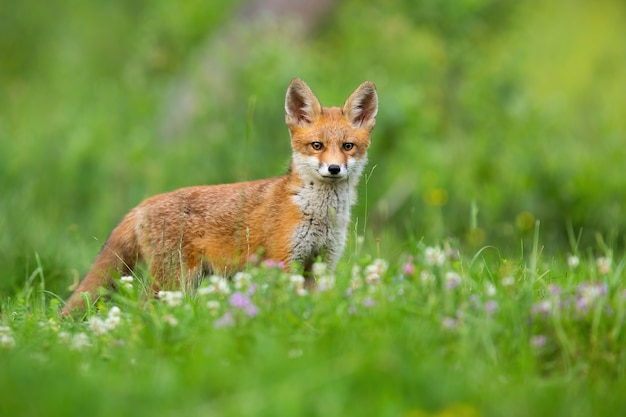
285, 78, 378, 184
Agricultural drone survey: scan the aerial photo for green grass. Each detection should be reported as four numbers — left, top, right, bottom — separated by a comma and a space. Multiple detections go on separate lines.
2, 240, 626, 416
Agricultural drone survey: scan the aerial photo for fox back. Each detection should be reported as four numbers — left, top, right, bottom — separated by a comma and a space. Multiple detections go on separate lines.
63, 78, 378, 314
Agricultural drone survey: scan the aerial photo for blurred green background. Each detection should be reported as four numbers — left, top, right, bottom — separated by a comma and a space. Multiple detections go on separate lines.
1, 0, 625, 297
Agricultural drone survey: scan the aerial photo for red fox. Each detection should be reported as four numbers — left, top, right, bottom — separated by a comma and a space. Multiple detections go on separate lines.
62, 78, 378, 314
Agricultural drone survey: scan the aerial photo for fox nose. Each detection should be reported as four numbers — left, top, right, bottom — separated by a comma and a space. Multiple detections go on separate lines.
328, 164, 341, 175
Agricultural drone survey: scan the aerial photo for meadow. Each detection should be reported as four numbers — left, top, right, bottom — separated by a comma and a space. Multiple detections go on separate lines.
1, 1, 626, 415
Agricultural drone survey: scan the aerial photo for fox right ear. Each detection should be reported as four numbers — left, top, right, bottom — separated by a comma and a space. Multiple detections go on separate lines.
285, 78, 322, 128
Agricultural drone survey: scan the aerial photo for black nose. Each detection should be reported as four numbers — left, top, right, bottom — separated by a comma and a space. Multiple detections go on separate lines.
328, 165, 341, 175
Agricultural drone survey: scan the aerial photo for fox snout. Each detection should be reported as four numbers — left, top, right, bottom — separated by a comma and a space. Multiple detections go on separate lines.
327, 164, 341, 175
319, 162, 346, 179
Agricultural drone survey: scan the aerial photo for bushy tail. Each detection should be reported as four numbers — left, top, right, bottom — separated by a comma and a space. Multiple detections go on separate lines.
62, 212, 139, 316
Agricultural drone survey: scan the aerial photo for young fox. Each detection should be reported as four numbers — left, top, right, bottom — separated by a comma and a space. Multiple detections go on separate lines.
62, 78, 378, 314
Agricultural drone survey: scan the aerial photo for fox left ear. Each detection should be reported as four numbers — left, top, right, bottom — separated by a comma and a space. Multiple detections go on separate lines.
343, 81, 378, 131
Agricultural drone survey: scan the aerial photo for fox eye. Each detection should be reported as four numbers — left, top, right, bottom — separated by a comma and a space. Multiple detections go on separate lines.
311, 142, 324, 151
342, 142, 354, 151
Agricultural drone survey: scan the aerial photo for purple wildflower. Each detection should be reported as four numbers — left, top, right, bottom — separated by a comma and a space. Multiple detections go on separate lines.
262, 259, 286, 269
576, 297, 590, 312
363, 297, 376, 308
229, 291, 259, 318
484, 300, 499, 316
530, 335, 547, 349
402, 262, 415, 276
425, 246, 446, 266
214, 312, 235, 328
244, 304, 259, 318
548, 284, 561, 296
575, 282, 608, 313
247, 253, 260, 264
441, 317, 457, 330
229, 292, 251, 308
247, 284, 257, 296
468, 295, 481, 309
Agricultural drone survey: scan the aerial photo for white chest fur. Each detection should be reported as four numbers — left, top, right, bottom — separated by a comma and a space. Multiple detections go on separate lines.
290, 179, 357, 270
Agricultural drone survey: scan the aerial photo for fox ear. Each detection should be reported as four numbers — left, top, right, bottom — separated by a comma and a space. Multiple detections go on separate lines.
285, 78, 322, 128
343, 81, 378, 131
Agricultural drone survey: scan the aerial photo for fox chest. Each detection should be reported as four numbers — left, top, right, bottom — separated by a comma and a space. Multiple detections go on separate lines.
290, 183, 352, 267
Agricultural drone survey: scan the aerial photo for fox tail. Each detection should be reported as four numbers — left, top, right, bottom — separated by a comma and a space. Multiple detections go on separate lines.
62, 212, 138, 316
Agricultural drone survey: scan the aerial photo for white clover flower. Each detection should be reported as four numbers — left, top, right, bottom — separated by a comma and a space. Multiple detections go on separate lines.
70, 332, 91, 351
87, 308, 122, 336
206, 300, 221, 316
597, 257, 612, 275
501, 276, 515, 287
88, 317, 109, 336
104, 307, 122, 330
199, 275, 231, 296
312, 262, 328, 276
365, 259, 385, 276
197, 286, 211, 296
532, 300, 552, 316
289, 274, 305, 286
0, 326, 15, 349
567, 255, 580, 269
158, 290, 184, 307
364, 273, 380, 286
163, 314, 179, 327
424, 246, 446, 267
349, 265, 363, 289
485, 282, 497, 297
233, 272, 252, 290
289, 274, 307, 295
364, 259, 388, 285
120, 275, 134, 290
108, 306, 121, 317
317, 274, 335, 292
420, 270, 435, 285
445, 272, 462, 290
57, 331, 71, 343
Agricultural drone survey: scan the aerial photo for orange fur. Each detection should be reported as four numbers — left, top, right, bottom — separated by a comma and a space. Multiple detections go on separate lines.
62, 78, 378, 315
